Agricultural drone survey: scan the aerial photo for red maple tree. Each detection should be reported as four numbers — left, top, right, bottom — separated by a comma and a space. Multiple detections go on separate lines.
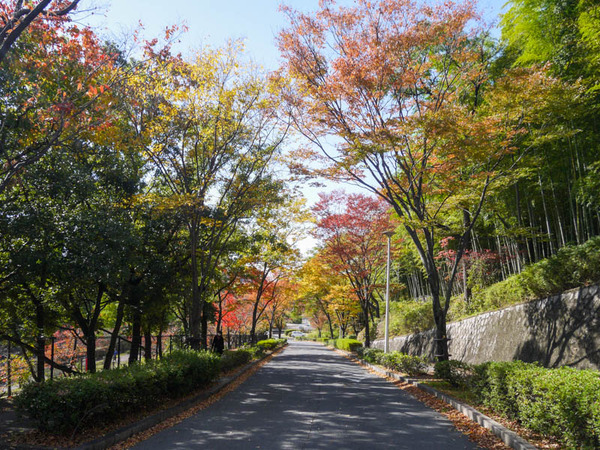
313, 191, 395, 347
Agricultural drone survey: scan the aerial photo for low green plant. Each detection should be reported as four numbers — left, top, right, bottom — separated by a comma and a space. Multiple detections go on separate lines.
15, 350, 220, 435
256, 339, 279, 351
380, 352, 428, 376
356, 347, 427, 376
326, 338, 363, 352
473, 361, 600, 448
356, 347, 384, 364
434, 360, 474, 387
220, 349, 253, 373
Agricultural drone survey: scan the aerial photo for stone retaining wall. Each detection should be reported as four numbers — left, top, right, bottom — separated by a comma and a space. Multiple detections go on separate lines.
373, 284, 600, 369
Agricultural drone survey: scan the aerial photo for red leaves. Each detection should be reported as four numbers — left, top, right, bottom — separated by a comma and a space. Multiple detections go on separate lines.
313, 190, 395, 289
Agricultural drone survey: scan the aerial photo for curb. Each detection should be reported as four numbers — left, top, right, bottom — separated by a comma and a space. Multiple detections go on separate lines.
14, 347, 283, 450
330, 347, 537, 450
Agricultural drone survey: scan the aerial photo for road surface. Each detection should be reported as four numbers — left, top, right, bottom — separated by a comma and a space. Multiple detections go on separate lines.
133, 341, 479, 449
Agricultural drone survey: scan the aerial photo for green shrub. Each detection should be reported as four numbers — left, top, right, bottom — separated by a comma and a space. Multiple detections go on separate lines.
242, 338, 286, 359
471, 361, 529, 417
15, 350, 220, 435
356, 347, 385, 364
434, 360, 474, 387
256, 339, 279, 351
220, 349, 252, 372
473, 361, 600, 448
380, 352, 428, 376
327, 338, 363, 352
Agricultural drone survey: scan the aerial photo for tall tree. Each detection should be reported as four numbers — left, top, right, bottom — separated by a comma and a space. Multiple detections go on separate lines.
128, 41, 287, 349
242, 195, 304, 343
312, 192, 393, 347
279, 0, 568, 359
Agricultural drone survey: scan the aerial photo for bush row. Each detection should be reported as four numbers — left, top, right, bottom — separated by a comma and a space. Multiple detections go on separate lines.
326, 338, 363, 352
357, 348, 428, 376
434, 360, 600, 449
16, 350, 220, 434
256, 338, 287, 351
17, 339, 288, 435
219, 348, 253, 373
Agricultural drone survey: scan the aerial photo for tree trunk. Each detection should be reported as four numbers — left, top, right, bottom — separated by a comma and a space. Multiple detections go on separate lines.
462, 210, 472, 306
144, 329, 152, 361
103, 298, 125, 370
201, 298, 209, 350
35, 297, 45, 382
189, 221, 202, 350
129, 306, 142, 365
250, 265, 268, 345
157, 328, 163, 358
86, 331, 96, 373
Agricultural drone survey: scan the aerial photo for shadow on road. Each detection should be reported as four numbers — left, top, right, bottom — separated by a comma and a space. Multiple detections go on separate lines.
134, 341, 477, 449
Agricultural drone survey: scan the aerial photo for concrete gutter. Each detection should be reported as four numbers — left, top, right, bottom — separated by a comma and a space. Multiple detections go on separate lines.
14, 348, 282, 450
355, 355, 537, 450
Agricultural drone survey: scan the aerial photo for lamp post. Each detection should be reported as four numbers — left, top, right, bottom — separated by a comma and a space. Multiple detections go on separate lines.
383, 230, 394, 353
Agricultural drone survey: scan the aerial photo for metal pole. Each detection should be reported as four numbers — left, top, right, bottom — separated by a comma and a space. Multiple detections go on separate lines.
384, 231, 394, 353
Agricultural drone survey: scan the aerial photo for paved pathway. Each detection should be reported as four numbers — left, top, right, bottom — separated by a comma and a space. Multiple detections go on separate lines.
134, 341, 479, 449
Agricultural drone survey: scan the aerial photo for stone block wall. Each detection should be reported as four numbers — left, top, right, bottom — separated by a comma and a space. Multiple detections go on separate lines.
372, 284, 600, 370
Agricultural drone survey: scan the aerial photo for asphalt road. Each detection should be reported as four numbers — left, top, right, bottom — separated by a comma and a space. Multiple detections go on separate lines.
133, 341, 480, 449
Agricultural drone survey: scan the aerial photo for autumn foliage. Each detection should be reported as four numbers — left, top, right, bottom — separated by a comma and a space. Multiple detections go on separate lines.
313, 192, 395, 346
279, 0, 572, 359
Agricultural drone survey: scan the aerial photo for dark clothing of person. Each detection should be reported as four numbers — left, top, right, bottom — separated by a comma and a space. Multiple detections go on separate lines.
211, 334, 225, 355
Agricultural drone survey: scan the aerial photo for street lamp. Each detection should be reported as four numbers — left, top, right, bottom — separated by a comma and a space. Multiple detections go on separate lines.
383, 230, 394, 353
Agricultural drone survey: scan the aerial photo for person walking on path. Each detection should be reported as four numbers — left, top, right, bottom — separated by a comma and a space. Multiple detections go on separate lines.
211, 331, 225, 355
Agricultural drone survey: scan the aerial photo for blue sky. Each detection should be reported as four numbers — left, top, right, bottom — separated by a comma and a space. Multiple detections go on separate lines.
87, 0, 506, 71
85, 0, 507, 254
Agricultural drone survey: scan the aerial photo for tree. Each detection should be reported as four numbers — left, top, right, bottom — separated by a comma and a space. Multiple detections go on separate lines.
298, 253, 346, 338
279, 0, 567, 358
0, 13, 120, 194
312, 192, 394, 347
265, 278, 296, 338
242, 195, 304, 343
0, 0, 81, 64
0, 136, 142, 375
127, 40, 288, 349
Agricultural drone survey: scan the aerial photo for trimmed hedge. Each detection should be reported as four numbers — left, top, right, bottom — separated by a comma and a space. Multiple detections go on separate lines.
432, 360, 600, 449
357, 348, 427, 376
434, 360, 474, 387
356, 347, 384, 363
15, 350, 220, 435
220, 349, 253, 373
243, 338, 287, 359
380, 352, 428, 376
473, 361, 600, 449
256, 338, 287, 351
326, 338, 363, 352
